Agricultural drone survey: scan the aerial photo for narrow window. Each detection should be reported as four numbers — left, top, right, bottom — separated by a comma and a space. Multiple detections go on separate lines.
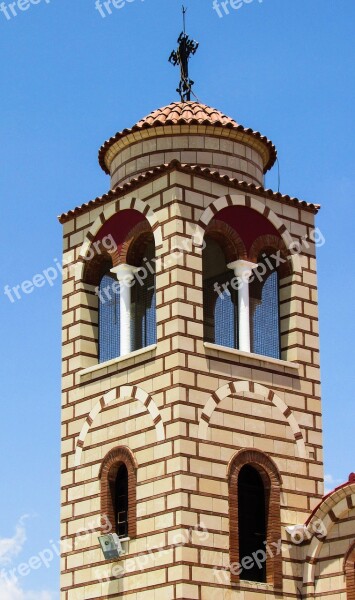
98, 273, 120, 363
114, 464, 129, 538
207, 272, 238, 348
131, 240, 156, 351
203, 238, 238, 348
250, 256, 280, 359
238, 465, 267, 582
100, 447, 137, 541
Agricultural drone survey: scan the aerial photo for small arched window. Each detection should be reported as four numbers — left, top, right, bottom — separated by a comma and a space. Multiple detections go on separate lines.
238, 465, 267, 582
100, 447, 137, 540
228, 449, 282, 589
249, 255, 281, 359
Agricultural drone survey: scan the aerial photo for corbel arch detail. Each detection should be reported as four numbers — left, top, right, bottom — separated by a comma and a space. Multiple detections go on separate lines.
198, 380, 307, 459
74, 385, 165, 467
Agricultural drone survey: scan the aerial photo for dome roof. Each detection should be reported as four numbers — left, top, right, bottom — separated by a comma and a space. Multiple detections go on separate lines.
98, 101, 277, 174
135, 101, 241, 128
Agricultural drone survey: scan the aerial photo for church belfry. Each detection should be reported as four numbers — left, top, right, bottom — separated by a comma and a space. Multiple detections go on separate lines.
59, 94, 355, 600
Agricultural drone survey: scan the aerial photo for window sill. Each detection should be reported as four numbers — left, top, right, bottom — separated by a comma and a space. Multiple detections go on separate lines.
237, 580, 274, 591
79, 344, 157, 383
204, 342, 300, 372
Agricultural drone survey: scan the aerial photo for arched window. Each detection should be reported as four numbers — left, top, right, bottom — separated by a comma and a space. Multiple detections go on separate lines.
115, 464, 128, 538
82, 212, 156, 366
249, 255, 281, 359
228, 449, 282, 588
238, 465, 267, 582
203, 237, 238, 349
98, 273, 120, 363
345, 544, 355, 600
202, 210, 291, 360
99, 447, 137, 540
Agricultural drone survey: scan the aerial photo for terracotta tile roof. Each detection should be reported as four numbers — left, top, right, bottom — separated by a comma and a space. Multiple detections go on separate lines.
59, 160, 320, 224
136, 102, 242, 128
98, 101, 277, 174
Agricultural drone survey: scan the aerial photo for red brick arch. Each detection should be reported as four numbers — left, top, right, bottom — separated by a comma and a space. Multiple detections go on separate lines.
83, 220, 154, 285
99, 446, 138, 539
83, 252, 115, 287
228, 448, 283, 589
205, 219, 247, 263
119, 220, 154, 267
249, 234, 291, 278
345, 543, 355, 600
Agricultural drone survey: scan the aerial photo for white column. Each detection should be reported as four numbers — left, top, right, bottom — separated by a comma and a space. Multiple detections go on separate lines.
110, 264, 139, 357
227, 259, 258, 353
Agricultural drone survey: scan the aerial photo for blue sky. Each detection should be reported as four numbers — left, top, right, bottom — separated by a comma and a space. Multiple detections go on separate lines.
0, 0, 354, 596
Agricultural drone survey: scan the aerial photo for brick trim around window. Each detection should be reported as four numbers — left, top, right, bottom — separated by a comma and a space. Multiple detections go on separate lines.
345, 543, 355, 600
228, 448, 283, 589
205, 219, 247, 263
99, 446, 138, 539
120, 221, 154, 267
249, 234, 291, 279
83, 252, 114, 287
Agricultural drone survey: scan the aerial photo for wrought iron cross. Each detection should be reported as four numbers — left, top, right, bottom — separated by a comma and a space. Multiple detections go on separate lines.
168, 6, 199, 102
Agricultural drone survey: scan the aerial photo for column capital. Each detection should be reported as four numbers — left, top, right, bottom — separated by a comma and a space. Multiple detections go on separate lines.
110, 263, 140, 283
227, 259, 258, 280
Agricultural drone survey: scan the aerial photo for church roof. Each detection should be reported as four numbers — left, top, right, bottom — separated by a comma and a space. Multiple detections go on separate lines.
98, 101, 277, 174
59, 160, 320, 223
305, 473, 355, 526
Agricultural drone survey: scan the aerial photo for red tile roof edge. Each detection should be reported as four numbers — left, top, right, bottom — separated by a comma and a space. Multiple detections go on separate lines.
98, 101, 277, 175
58, 160, 320, 224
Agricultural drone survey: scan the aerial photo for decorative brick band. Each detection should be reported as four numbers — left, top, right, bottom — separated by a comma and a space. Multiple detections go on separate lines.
76, 196, 163, 283
228, 448, 283, 588
99, 445, 137, 539
198, 380, 307, 459
74, 386, 165, 467
193, 194, 301, 275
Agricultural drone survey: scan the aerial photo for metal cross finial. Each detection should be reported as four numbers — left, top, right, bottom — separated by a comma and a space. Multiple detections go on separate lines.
182, 5, 187, 34
168, 6, 199, 102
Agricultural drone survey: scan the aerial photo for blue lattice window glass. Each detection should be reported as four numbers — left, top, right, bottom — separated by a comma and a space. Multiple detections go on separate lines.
98, 274, 120, 363
204, 273, 238, 349
250, 263, 280, 359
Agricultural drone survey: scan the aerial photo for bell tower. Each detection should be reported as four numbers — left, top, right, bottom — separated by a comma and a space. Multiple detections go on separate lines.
59, 97, 355, 599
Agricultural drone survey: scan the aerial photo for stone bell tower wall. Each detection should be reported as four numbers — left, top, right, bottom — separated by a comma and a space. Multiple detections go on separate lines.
60, 163, 323, 599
